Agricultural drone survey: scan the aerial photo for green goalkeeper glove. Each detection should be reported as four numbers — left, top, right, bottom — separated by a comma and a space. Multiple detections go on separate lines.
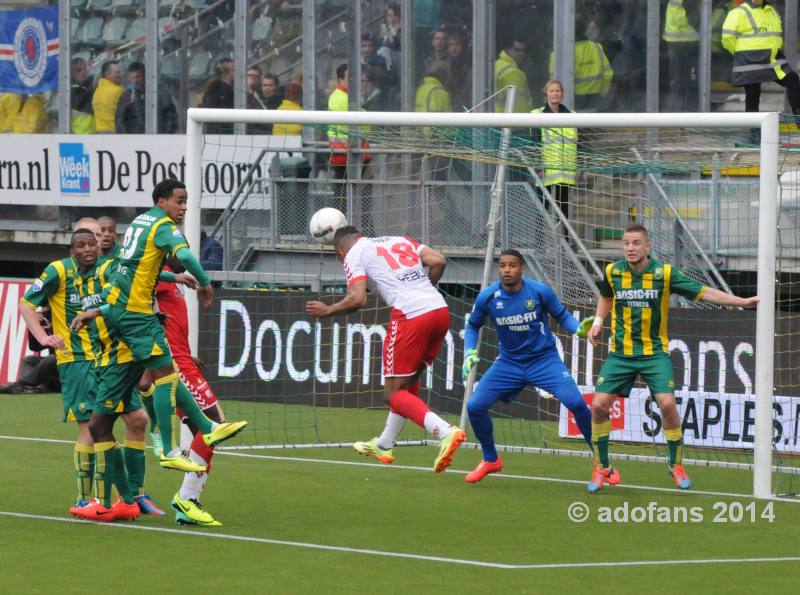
576, 316, 598, 338
462, 349, 480, 382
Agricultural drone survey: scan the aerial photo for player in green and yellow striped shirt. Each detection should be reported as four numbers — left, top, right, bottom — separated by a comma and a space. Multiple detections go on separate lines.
585, 224, 758, 493
18, 229, 101, 512
70, 180, 246, 521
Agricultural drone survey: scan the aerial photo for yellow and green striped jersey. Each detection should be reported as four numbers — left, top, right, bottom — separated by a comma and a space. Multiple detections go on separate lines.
106, 205, 188, 314
97, 242, 121, 265
20, 257, 94, 365
598, 258, 706, 357
74, 257, 134, 367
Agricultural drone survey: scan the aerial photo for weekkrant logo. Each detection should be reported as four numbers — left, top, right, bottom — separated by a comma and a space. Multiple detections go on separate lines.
59, 143, 90, 194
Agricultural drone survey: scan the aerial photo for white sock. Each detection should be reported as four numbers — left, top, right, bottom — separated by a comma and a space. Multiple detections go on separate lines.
166, 447, 182, 458
377, 412, 406, 450
178, 449, 209, 501
423, 412, 452, 439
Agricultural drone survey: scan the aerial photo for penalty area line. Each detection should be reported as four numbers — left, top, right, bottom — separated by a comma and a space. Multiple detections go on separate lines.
1, 511, 798, 571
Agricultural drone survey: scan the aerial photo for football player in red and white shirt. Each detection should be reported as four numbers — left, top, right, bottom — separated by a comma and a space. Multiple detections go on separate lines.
306, 226, 466, 472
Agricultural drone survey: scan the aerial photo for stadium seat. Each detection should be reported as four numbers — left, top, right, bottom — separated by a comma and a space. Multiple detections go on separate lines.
188, 51, 212, 80
71, 0, 88, 9
89, 0, 113, 12
159, 0, 180, 15
77, 16, 104, 45
127, 17, 145, 40
186, 0, 210, 10
159, 16, 177, 35
252, 16, 273, 42
102, 17, 129, 43
71, 19, 81, 38
160, 53, 182, 80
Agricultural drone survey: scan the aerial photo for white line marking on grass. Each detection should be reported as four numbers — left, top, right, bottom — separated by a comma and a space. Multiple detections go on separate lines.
1, 511, 799, 571
2, 434, 798, 504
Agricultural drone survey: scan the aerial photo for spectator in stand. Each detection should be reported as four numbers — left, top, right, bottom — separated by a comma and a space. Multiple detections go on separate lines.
662, 0, 699, 112
362, 70, 386, 112
360, 33, 391, 91
246, 66, 271, 134
494, 36, 532, 113
1, 93, 49, 133
414, 0, 442, 71
0, 93, 20, 132
200, 58, 234, 133
447, 29, 472, 112
273, 82, 303, 135
92, 60, 125, 133
247, 66, 267, 110
424, 27, 450, 73
70, 57, 94, 134
200, 230, 224, 271
378, 3, 402, 108
261, 73, 284, 110
13, 95, 49, 133
115, 62, 178, 134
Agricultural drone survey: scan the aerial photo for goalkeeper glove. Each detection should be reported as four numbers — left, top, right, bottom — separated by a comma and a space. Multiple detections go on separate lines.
462, 349, 480, 382
576, 316, 598, 338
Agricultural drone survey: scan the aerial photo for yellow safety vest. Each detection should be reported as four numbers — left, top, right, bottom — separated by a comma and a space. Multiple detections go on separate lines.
711, 2, 736, 53
327, 85, 348, 140
532, 107, 578, 187
663, 0, 699, 43
494, 50, 532, 113
574, 40, 613, 96
722, 2, 789, 85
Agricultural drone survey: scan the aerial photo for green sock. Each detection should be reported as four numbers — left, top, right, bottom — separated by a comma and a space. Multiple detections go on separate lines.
591, 421, 611, 468
73, 443, 94, 501
93, 442, 114, 508
107, 445, 134, 504
123, 440, 146, 496
153, 375, 180, 455
175, 380, 213, 434
665, 428, 683, 467
138, 386, 158, 432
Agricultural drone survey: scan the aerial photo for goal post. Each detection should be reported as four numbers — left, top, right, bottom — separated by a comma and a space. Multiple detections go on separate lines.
184, 108, 784, 499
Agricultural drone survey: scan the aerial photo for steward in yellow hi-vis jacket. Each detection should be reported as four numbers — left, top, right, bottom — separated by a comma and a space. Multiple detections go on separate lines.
722, 0, 800, 114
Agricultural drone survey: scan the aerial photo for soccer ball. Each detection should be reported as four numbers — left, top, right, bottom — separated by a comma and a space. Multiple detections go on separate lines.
309, 207, 348, 244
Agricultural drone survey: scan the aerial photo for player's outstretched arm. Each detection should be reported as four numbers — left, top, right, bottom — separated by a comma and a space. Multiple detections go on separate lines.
699, 287, 759, 309
174, 247, 213, 307
420, 246, 447, 286
19, 302, 65, 351
586, 297, 613, 347
306, 279, 367, 318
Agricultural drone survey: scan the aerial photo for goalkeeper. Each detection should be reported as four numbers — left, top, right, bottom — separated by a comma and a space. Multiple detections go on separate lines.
462, 249, 593, 483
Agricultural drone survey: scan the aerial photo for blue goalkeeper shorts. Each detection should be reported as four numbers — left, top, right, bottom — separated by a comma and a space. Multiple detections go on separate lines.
469, 349, 584, 411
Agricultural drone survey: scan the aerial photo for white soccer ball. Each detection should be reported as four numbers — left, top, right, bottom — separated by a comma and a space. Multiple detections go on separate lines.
309, 207, 348, 244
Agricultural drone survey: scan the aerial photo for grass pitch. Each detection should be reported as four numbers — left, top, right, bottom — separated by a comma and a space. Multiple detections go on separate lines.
1, 393, 798, 594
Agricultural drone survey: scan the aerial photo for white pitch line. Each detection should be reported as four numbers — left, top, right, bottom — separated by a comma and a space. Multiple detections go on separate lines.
0, 511, 514, 569
1, 511, 798, 571
2, 434, 799, 504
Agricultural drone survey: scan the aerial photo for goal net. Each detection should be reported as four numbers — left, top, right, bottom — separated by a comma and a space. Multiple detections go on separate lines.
185, 108, 798, 498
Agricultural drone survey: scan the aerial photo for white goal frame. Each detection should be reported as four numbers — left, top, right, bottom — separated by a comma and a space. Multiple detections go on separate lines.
185, 108, 779, 499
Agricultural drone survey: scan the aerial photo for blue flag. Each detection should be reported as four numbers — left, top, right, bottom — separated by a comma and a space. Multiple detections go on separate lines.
0, 6, 59, 94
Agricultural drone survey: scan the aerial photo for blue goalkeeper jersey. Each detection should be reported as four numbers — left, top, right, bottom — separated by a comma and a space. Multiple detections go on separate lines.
465, 278, 579, 362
